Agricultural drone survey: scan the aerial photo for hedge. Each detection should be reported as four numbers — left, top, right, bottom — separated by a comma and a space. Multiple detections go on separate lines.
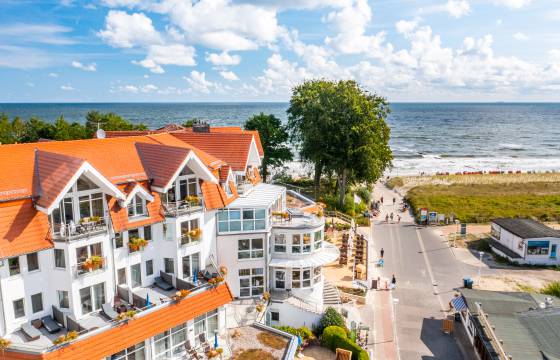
273, 325, 315, 341
319, 307, 346, 333
322, 326, 369, 360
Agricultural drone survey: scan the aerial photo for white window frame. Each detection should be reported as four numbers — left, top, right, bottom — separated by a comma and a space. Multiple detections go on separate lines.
194, 309, 219, 346
79, 282, 105, 315
292, 267, 312, 289
31, 292, 43, 314
237, 238, 264, 260
273, 234, 286, 253
153, 323, 187, 360
182, 252, 200, 279
217, 208, 266, 233
54, 249, 66, 269
128, 195, 147, 218
13, 298, 25, 319
57, 290, 70, 309
106, 341, 145, 360
238, 268, 264, 298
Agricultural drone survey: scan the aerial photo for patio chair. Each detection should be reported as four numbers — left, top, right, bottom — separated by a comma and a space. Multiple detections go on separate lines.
101, 303, 119, 320
41, 315, 61, 334
21, 322, 41, 340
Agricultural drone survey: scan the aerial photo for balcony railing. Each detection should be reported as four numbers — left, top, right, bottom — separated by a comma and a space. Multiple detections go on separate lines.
163, 199, 203, 217
52, 217, 108, 241
178, 232, 201, 247
73, 256, 107, 278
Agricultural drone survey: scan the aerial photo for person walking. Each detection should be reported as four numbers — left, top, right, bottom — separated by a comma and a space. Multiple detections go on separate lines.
380, 248, 384, 259
380, 196, 384, 204
390, 212, 394, 222
385, 214, 389, 222
397, 215, 401, 223
391, 274, 397, 287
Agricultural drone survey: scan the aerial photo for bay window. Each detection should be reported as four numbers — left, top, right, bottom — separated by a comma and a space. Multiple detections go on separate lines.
527, 240, 550, 255
217, 208, 266, 233
292, 268, 312, 288
314, 230, 323, 250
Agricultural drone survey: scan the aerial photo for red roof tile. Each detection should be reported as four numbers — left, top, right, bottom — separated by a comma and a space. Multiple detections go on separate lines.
0, 199, 52, 259
135, 143, 192, 189
109, 182, 164, 233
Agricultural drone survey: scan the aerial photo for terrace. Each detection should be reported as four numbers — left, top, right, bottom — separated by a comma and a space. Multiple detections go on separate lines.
8, 264, 225, 355
163, 197, 204, 217
51, 216, 109, 242
228, 324, 298, 360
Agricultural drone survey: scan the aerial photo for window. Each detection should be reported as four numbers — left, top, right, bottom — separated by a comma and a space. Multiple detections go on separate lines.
80, 282, 105, 315
217, 208, 266, 233
292, 234, 312, 254
13, 298, 25, 318
314, 230, 323, 250
131, 263, 142, 288
128, 228, 139, 240
27, 253, 39, 272
275, 270, 285, 289
76, 243, 103, 265
107, 341, 145, 360
154, 323, 187, 360
115, 233, 123, 248
128, 195, 146, 217
164, 258, 174, 274
79, 192, 104, 219
8, 257, 20, 276
57, 290, 69, 309
146, 260, 154, 276
180, 219, 200, 246
292, 234, 301, 254
271, 311, 280, 322
274, 234, 286, 253
194, 309, 218, 346
238, 268, 264, 297
238, 238, 264, 259
54, 249, 66, 268
143, 226, 152, 241
31, 293, 43, 313
117, 268, 127, 285
313, 267, 321, 283
292, 268, 312, 289
527, 240, 550, 255
303, 233, 312, 253
182, 253, 200, 279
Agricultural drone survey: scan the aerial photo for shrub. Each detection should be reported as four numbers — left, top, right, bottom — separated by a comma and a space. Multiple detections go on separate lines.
273, 326, 315, 341
386, 177, 404, 189
321, 326, 369, 360
541, 281, 560, 298
319, 307, 346, 333
355, 186, 372, 204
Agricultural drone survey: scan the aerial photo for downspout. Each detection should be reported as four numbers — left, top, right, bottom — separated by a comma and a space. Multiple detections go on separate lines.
0, 260, 6, 335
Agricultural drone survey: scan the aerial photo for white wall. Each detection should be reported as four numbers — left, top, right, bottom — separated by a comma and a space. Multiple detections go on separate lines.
268, 302, 322, 329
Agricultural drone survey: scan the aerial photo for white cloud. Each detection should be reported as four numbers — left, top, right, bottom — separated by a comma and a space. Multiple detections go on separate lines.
513, 32, 529, 40
446, 0, 470, 18
133, 44, 196, 73
98, 10, 161, 48
61, 84, 74, 91
26, 82, 35, 88
110, 83, 159, 93
205, 51, 241, 66
0, 46, 57, 69
0, 23, 75, 45
184, 70, 221, 93
219, 70, 239, 81
396, 20, 418, 35
71, 60, 97, 71
49, 72, 59, 78
492, 0, 532, 9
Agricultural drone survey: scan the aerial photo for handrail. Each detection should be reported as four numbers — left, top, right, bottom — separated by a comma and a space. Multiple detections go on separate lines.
325, 210, 354, 224
163, 199, 203, 216
51, 217, 108, 241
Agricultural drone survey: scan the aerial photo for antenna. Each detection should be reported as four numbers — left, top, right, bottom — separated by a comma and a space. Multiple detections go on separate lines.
96, 129, 106, 139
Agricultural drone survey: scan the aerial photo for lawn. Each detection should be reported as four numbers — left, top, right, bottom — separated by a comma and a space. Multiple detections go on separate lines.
406, 181, 560, 223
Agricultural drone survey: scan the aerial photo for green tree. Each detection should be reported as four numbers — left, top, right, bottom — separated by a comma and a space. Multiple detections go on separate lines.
53, 116, 87, 140
85, 111, 147, 137
0, 114, 14, 144
244, 113, 292, 182
21, 117, 56, 142
182, 118, 199, 127
287, 80, 392, 207
10, 117, 26, 143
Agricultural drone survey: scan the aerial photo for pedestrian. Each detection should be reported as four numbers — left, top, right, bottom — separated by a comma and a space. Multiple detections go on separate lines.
380, 248, 384, 258
390, 212, 394, 221
392, 197, 396, 205
391, 274, 396, 286
380, 196, 384, 204
397, 215, 401, 223
385, 214, 389, 222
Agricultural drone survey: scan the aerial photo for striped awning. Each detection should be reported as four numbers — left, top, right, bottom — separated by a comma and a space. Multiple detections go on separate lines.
451, 296, 467, 311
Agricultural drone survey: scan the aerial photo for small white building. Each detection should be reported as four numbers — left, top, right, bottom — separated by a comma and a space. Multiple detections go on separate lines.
489, 218, 560, 265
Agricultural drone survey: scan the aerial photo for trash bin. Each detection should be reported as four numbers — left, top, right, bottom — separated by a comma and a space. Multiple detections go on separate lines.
463, 277, 473, 288
454, 312, 461, 322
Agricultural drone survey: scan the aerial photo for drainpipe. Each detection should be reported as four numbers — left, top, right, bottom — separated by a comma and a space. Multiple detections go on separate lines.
0, 268, 6, 335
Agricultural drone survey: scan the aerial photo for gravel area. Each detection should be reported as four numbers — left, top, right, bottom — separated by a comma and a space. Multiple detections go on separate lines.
229, 326, 288, 360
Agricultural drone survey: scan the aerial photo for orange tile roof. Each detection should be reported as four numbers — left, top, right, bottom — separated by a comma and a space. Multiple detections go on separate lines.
109, 182, 164, 233
171, 132, 253, 171
219, 165, 231, 183
5, 284, 233, 360
0, 199, 52, 259
184, 127, 263, 156
200, 179, 238, 210
135, 143, 192, 189
33, 150, 84, 210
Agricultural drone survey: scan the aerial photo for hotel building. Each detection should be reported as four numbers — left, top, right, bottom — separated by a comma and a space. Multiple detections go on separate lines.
0, 124, 332, 359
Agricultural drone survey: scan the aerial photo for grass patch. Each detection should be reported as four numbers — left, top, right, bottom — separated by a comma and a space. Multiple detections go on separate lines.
386, 177, 404, 189
541, 281, 560, 297
256, 332, 287, 350
337, 286, 366, 297
516, 282, 538, 293
407, 182, 560, 223
233, 349, 275, 360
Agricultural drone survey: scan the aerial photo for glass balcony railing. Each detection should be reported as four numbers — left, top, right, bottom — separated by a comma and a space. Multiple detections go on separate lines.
51, 217, 108, 241
163, 198, 203, 217
74, 256, 107, 278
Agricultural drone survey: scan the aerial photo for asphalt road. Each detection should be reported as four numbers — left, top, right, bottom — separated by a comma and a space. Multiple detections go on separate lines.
371, 208, 483, 359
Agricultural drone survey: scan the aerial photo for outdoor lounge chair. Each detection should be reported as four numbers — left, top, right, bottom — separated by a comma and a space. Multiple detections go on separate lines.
154, 276, 174, 291
101, 303, 119, 320
21, 322, 41, 340
41, 316, 61, 334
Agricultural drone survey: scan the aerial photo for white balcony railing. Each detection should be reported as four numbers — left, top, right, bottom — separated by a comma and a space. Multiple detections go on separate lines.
73, 256, 108, 278
52, 217, 108, 241
163, 199, 203, 217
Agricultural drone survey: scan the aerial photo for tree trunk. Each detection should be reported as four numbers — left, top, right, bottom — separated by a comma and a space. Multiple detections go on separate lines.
338, 168, 348, 209
313, 161, 323, 200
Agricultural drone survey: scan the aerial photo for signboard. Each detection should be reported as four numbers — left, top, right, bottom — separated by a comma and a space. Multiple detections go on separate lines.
420, 208, 428, 223
437, 214, 445, 223
428, 212, 437, 223
460, 223, 467, 236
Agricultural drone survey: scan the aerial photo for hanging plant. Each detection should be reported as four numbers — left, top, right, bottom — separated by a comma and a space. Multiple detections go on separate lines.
255, 303, 265, 313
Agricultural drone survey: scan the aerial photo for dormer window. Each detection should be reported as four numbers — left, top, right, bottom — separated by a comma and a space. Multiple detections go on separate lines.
128, 195, 146, 218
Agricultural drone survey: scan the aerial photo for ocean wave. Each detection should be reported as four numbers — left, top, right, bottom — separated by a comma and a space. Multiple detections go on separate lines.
498, 143, 526, 151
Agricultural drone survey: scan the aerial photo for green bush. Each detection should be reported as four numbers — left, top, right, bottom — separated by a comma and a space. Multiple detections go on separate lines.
355, 216, 370, 227
273, 325, 315, 341
321, 326, 369, 360
386, 177, 404, 189
320, 307, 346, 333
541, 281, 560, 297
355, 186, 372, 204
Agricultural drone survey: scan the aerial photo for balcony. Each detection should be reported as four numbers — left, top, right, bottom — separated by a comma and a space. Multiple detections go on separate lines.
163, 198, 203, 217
178, 230, 202, 248
271, 210, 324, 230
52, 217, 108, 242
74, 256, 107, 278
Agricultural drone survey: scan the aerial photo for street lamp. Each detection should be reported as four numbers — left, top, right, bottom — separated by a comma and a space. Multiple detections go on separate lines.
477, 251, 484, 285
454, 219, 460, 248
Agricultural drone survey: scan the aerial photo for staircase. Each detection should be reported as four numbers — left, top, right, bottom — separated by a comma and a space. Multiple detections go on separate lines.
323, 280, 342, 305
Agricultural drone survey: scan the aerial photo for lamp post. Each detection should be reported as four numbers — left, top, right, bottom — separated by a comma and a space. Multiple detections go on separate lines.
477, 251, 484, 285
454, 219, 460, 248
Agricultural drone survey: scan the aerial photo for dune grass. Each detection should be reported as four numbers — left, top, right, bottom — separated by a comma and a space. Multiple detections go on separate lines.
406, 181, 560, 223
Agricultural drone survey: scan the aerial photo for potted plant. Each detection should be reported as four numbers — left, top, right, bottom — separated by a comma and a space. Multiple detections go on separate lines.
0, 337, 11, 352
188, 228, 202, 241
90, 255, 103, 270
255, 303, 265, 313
53, 330, 79, 345
185, 195, 200, 204
206, 349, 220, 359
116, 310, 136, 321
262, 291, 271, 302
172, 289, 191, 301
129, 237, 148, 252
90, 215, 102, 223
82, 259, 94, 272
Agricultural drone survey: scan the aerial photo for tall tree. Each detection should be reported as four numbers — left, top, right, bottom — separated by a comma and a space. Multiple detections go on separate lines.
287, 80, 392, 207
244, 113, 293, 182
85, 111, 147, 137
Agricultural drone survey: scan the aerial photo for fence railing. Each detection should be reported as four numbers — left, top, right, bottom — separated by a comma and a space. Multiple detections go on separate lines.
178, 233, 201, 247
163, 199, 203, 217
74, 256, 108, 278
52, 217, 108, 241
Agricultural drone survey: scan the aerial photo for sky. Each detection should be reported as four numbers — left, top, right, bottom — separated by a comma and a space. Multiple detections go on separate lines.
1, 0, 560, 102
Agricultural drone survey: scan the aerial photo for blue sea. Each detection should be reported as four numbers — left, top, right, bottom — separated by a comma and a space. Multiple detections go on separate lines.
1, 102, 560, 175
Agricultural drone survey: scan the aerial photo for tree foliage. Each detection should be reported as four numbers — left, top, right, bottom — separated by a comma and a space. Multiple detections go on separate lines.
244, 112, 292, 182
287, 79, 392, 207
0, 111, 147, 144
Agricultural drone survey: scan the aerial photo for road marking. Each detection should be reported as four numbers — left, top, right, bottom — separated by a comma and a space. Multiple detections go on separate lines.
415, 227, 447, 312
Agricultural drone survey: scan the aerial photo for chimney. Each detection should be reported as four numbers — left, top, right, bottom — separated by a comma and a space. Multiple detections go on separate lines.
192, 120, 210, 133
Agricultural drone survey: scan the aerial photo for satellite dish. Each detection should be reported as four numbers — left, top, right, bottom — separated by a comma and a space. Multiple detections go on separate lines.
96, 129, 106, 139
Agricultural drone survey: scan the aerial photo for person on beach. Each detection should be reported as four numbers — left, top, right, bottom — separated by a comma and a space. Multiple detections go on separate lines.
380, 196, 384, 204
385, 214, 389, 222
390, 212, 394, 221
380, 248, 384, 258
393, 197, 396, 205
397, 215, 401, 223
391, 274, 397, 288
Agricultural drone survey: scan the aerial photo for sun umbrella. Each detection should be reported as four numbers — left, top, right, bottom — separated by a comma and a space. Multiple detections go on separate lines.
145, 293, 151, 308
